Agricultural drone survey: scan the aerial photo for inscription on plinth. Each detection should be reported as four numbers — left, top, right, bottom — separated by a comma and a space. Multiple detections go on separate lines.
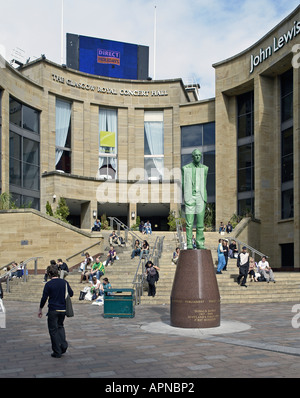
170, 249, 220, 328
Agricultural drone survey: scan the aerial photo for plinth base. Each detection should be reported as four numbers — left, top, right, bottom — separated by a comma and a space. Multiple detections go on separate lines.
170, 249, 220, 328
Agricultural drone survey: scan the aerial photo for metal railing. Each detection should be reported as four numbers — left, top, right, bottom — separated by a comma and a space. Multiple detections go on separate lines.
107, 216, 165, 304
175, 218, 186, 249
132, 235, 164, 305
0, 257, 43, 293
66, 241, 102, 262
222, 236, 269, 261
108, 216, 141, 246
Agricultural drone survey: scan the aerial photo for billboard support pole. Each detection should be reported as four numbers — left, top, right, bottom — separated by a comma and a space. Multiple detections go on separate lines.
61, 0, 64, 64
153, 5, 157, 80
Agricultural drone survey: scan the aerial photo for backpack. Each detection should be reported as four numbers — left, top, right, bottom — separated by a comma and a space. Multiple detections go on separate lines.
149, 266, 156, 276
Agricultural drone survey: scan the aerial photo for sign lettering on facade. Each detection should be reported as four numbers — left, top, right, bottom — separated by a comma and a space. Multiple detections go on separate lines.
51, 73, 168, 97
250, 20, 300, 73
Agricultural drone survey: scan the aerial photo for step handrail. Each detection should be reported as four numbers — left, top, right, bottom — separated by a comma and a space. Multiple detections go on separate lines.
132, 235, 164, 305
175, 218, 186, 249
0, 261, 15, 272
223, 236, 269, 260
66, 241, 103, 262
0, 257, 43, 293
132, 237, 158, 304
108, 217, 141, 246
132, 236, 159, 285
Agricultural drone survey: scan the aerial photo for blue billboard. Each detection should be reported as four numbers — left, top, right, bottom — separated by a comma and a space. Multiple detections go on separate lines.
67, 34, 149, 80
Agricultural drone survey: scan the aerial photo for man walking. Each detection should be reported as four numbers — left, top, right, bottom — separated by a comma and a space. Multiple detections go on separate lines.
237, 246, 250, 287
38, 264, 73, 358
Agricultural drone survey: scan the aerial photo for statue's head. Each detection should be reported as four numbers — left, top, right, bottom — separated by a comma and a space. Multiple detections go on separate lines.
192, 149, 202, 165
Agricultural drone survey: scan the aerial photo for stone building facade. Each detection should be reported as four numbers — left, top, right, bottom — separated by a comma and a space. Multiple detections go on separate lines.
0, 5, 299, 269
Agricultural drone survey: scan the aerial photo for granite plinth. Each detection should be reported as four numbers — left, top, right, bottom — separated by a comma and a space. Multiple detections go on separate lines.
170, 249, 220, 328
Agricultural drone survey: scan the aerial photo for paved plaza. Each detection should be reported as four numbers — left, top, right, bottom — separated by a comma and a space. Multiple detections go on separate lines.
1, 299, 300, 382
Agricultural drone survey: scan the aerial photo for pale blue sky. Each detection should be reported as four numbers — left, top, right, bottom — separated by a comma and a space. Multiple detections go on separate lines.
0, 0, 299, 98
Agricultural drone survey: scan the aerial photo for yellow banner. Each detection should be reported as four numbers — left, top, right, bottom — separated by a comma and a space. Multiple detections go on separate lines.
100, 131, 115, 147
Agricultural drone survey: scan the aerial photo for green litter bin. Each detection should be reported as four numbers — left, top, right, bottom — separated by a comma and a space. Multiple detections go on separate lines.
103, 288, 135, 318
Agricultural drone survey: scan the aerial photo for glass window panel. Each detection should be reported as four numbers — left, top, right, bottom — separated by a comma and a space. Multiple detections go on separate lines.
22, 195, 40, 210
144, 157, 164, 180
10, 193, 21, 207
181, 125, 202, 148
65, 123, 71, 148
144, 121, 164, 155
9, 98, 22, 127
9, 158, 22, 186
144, 111, 163, 122
99, 157, 109, 176
206, 173, 215, 198
281, 94, 293, 123
9, 132, 21, 160
99, 108, 117, 155
23, 138, 39, 165
203, 122, 215, 146
238, 144, 253, 169
22, 105, 39, 134
281, 69, 293, 97
203, 151, 215, 173
181, 154, 192, 167
238, 168, 253, 193
23, 163, 40, 190
238, 113, 253, 139
238, 197, 254, 216
99, 157, 117, 179
237, 91, 254, 139
55, 150, 71, 174
55, 98, 71, 172
55, 98, 72, 173
237, 92, 253, 116
144, 130, 152, 156
282, 128, 293, 157
56, 99, 71, 149
282, 154, 293, 183
282, 188, 294, 219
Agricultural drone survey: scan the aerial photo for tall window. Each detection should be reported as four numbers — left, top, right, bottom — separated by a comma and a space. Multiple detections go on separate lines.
99, 107, 118, 179
144, 111, 164, 180
10, 98, 39, 134
55, 98, 71, 173
280, 69, 293, 219
9, 97, 40, 209
181, 122, 215, 202
237, 91, 254, 216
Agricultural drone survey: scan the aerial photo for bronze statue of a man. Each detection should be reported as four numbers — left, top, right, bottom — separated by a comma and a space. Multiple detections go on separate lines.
182, 149, 208, 249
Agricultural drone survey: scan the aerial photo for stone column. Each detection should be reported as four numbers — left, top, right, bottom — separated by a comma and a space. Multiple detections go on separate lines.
81, 200, 98, 230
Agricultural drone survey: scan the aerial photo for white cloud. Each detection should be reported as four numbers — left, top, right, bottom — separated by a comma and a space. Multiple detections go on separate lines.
0, 0, 299, 98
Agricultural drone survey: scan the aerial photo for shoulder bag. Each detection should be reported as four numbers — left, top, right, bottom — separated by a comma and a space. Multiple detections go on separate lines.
65, 282, 74, 317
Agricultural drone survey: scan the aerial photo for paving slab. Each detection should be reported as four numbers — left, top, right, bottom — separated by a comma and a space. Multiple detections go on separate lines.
0, 300, 300, 382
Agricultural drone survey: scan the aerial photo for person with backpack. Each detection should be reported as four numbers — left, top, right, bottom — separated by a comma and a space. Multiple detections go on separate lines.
145, 260, 160, 297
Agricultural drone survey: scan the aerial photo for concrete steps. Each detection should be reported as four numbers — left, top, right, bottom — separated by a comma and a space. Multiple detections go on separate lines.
3, 231, 300, 305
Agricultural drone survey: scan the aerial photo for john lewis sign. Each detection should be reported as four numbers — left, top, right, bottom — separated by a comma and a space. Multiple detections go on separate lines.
250, 20, 300, 73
